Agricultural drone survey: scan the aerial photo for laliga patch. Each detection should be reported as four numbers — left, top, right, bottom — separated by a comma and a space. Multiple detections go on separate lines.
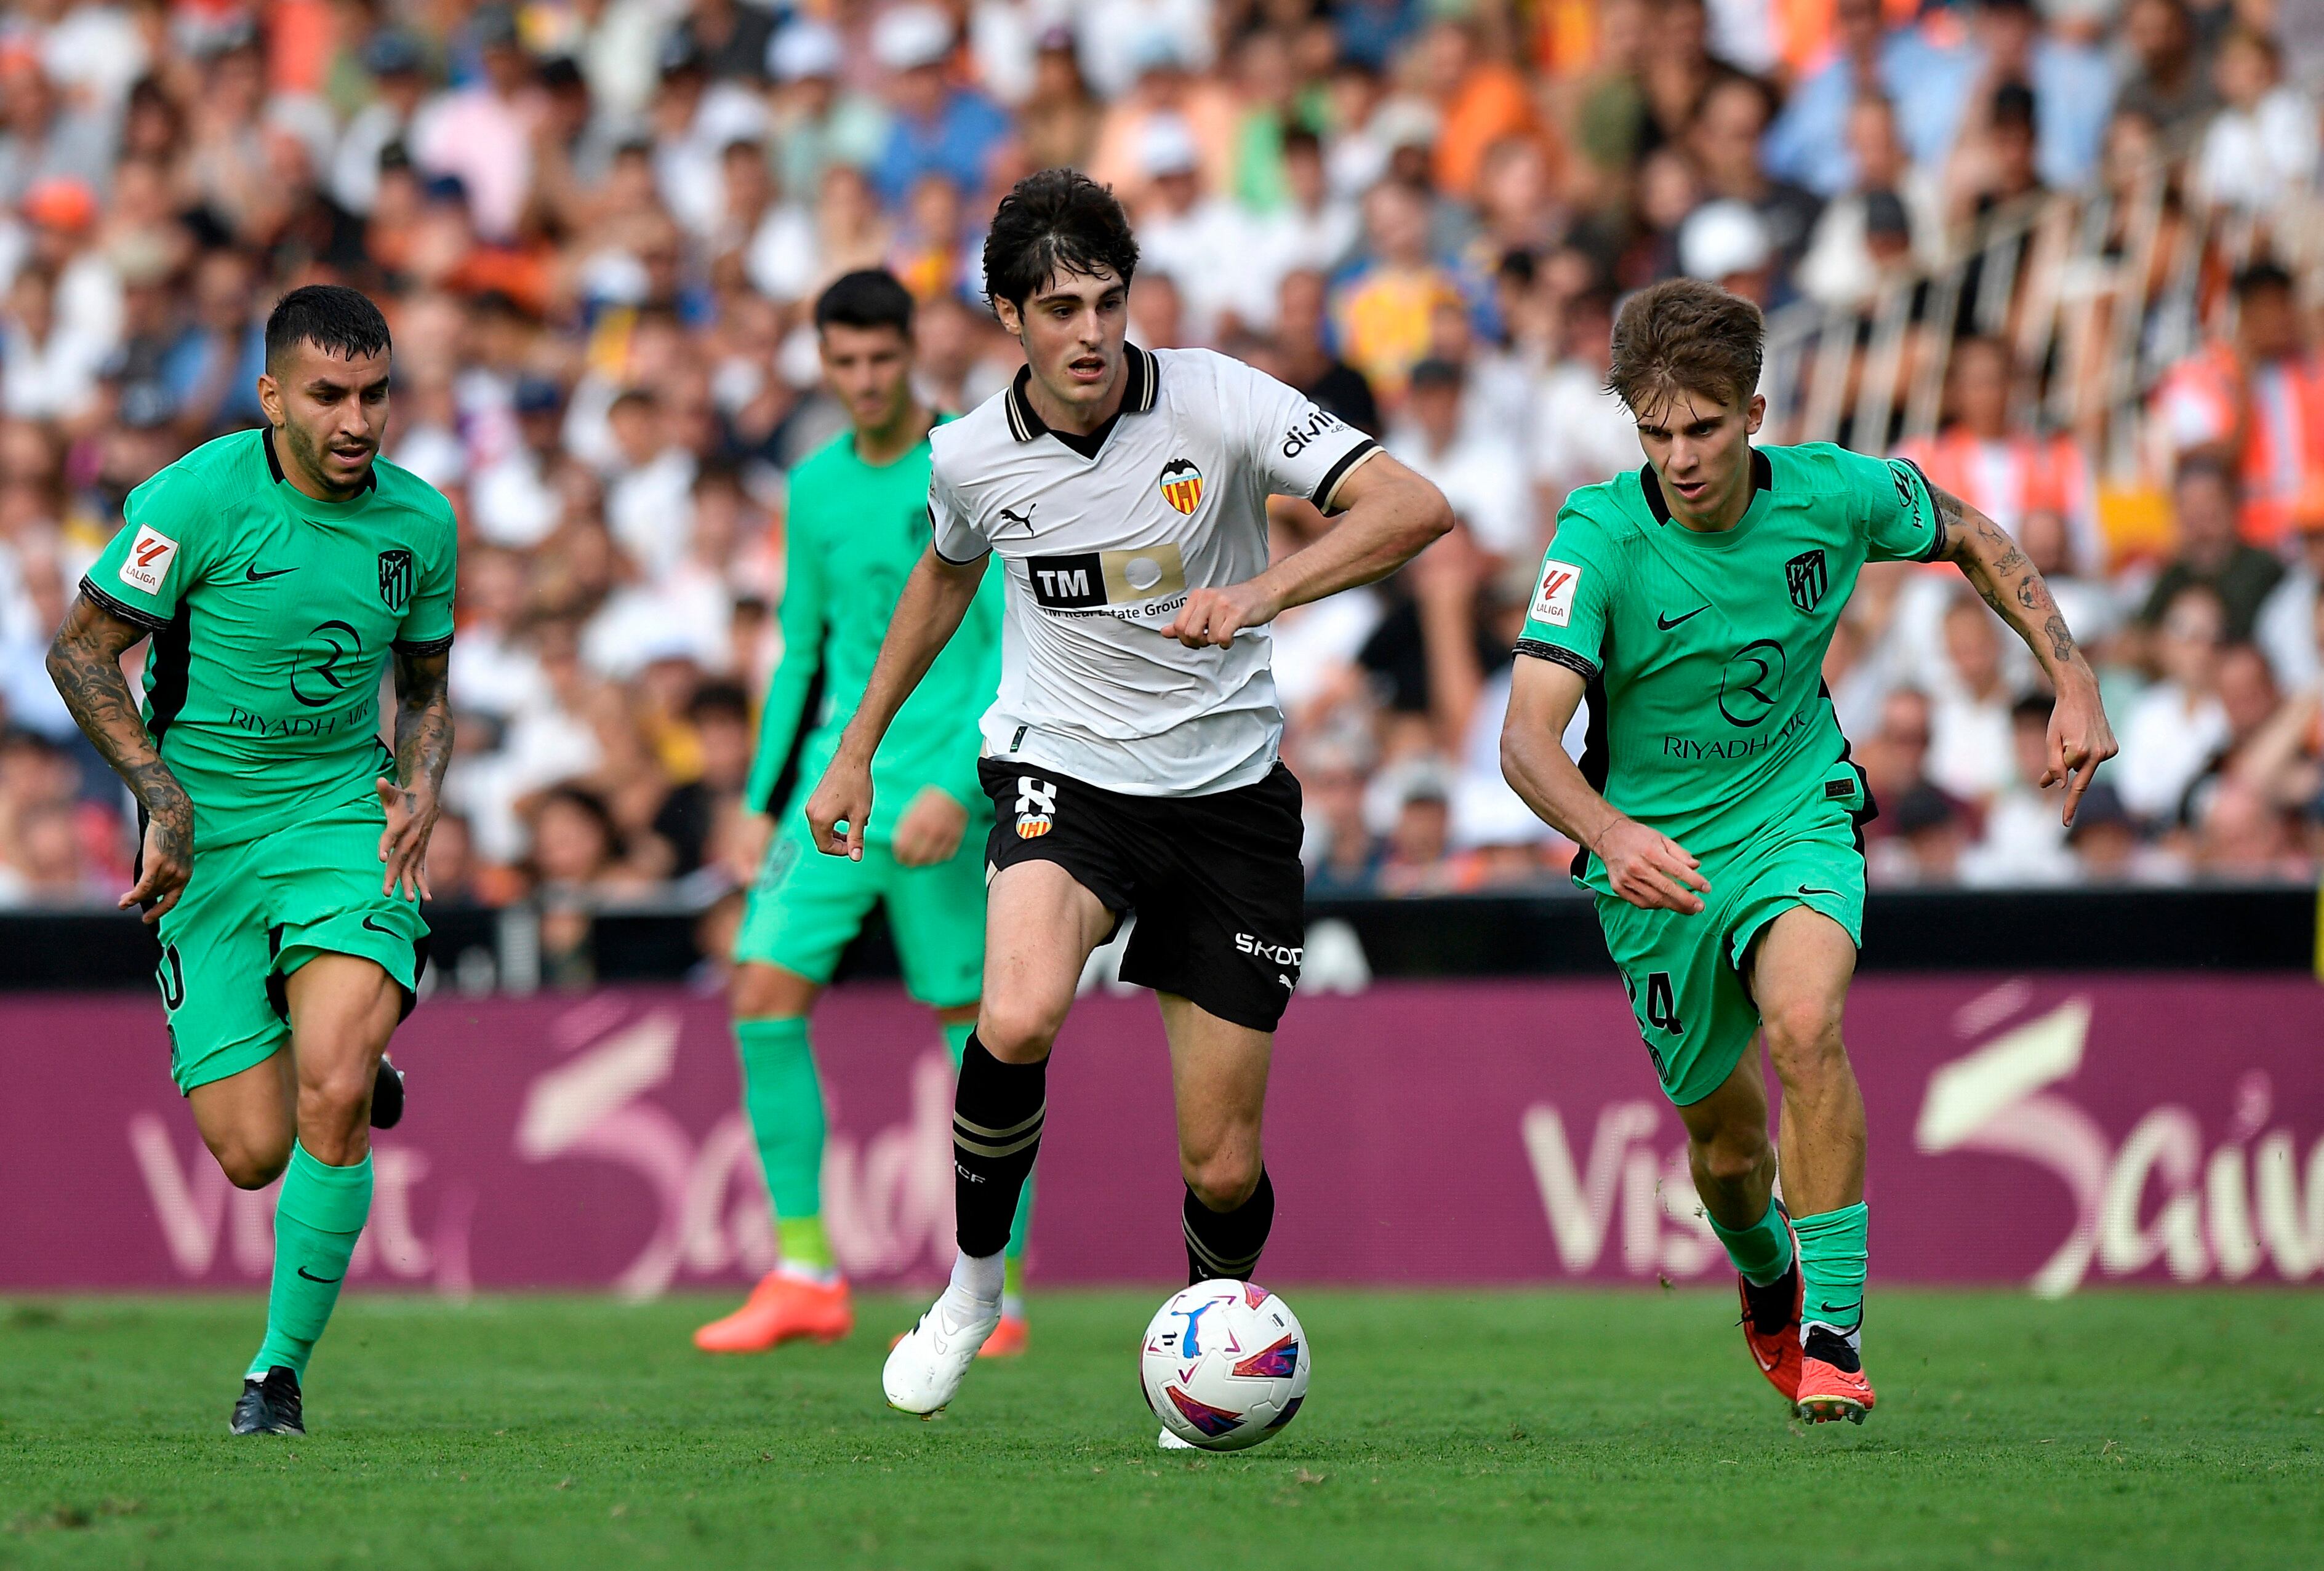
1530, 559, 1582, 628
118, 524, 180, 596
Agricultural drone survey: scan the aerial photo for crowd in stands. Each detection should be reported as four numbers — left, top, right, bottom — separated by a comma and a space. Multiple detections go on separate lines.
1, 0, 2322, 929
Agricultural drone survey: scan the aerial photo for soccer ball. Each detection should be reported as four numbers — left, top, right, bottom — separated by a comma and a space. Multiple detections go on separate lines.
1138, 1279, 1309, 1451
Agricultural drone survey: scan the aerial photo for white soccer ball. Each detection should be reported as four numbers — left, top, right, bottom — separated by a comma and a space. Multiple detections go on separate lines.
1139, 1279, 1310, 1451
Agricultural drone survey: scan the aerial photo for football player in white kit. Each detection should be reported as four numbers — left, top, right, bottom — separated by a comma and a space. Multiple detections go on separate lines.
804, 169, 1452, 1428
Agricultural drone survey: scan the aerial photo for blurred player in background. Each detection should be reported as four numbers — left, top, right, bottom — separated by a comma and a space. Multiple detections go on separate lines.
46, 286, 457, 1435
806, 170, 1451, 1433
693, 271, 1028, 1357
1500, 279, 2116, 1424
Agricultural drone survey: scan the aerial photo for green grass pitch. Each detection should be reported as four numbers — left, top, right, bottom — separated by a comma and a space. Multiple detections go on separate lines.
2, 1289, 2318, 1569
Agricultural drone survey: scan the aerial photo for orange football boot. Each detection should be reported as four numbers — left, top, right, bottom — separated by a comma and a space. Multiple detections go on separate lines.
1737, 1255, 1804, 1402
693, 1273, 853, 1353
1793, 1327, 1876, 1424
977, 1315, 1030, 1359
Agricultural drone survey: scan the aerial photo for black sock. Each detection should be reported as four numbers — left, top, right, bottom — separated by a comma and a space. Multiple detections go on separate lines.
952, 1033, 1045, 1260
1184, 1166, 1275, 1285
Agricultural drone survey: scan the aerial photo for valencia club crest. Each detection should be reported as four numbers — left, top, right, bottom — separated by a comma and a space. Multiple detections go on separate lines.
1158, 457, 1204, 516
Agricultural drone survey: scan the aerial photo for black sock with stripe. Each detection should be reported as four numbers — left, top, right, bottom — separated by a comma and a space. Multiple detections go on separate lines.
952, 1033, 1045, 1261
1184, 1166, 1275, 1285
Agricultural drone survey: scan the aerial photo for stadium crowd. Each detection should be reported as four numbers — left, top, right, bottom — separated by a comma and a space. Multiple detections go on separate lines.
1, 0, 2322, 925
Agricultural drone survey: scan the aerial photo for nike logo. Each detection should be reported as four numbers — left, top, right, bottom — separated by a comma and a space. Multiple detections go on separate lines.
1811, 1299, 1864, 1319
361, 914, 398, 935
295, 1266, 343, 1284
1796, 885, 1841, 898
1657, 606, 1707, 631
245, 565, 297, 582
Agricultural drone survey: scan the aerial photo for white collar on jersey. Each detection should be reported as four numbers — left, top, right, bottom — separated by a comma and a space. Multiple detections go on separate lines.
1002, 342, 1161, 447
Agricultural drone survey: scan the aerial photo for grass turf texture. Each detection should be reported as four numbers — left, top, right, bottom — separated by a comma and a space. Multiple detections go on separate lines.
2, 1290, 2318, 1570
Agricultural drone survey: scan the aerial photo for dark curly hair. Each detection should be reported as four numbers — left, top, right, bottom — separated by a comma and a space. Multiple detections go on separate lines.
981, 169, 1139, 313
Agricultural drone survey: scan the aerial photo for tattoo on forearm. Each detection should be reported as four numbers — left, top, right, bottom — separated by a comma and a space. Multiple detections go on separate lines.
391, 650, 455, 799
1931, 484, 2082, 671
46, 598, 193, 854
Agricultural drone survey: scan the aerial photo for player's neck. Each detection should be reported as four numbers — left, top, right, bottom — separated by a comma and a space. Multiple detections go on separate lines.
1022, 353, 1128, 438
854, 399, 934, 468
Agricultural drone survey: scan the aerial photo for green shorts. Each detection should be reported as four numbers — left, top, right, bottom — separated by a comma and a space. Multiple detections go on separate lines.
1593, 799, 1866, 1108
734, 816, 985, 1009
155, 801, 428, 1095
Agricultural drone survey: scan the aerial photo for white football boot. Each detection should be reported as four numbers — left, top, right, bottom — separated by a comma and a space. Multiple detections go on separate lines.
1156, 1428, 1196, 1450
883, 1289, 1000, 1415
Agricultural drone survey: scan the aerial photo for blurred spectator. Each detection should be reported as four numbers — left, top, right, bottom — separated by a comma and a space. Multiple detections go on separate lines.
2117, 585, 2232, 823
2115, 0, 2219, 144
2136, 456, 2284, 642
1332, 178, 1467, 403
1388, 359, 1531, 564
1960, 695, 2079, 885
2150, 261, 2324, 547
1926, 593, 2024, 802
867, 6, 1008, 210
1691, 76, 1822, 286
1795, 97, 1943, 310
1870, 781, 1971, 885
1531, 286, 1638, 515
2254, 503, 2324, 693
2195, 27, 2318, 215
1898, 338, 2096, 567
1275, 269, 1380, 435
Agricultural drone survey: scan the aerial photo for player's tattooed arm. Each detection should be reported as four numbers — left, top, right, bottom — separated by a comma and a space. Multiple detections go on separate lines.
46, 593, 194, 922
379, 646, 454, 900
1928, 482, 2118, 823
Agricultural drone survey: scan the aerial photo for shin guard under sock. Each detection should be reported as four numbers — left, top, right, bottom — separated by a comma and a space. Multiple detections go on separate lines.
952, 1033, 1044, 1260
249, 1143, 372, 1379
1184, 1165, 1275, 1285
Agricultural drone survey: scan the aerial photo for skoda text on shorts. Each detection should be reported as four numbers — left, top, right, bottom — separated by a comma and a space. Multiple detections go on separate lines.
1497, 278, 2117, 1425
801, 170, 1451, 1422
47, 284, 459, 1436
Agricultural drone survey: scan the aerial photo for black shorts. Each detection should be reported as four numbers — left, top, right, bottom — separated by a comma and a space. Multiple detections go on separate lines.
979, 758, 1306, 1032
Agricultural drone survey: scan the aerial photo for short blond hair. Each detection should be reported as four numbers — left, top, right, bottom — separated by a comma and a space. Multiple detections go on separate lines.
1608, 278, 1764, 417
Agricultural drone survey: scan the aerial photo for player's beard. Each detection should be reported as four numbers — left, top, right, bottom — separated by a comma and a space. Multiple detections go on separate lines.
284, 418, 375, 498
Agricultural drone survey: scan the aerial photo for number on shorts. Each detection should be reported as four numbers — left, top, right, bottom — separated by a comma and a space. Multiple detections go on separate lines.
1643, 970, 1683, 1036
157, 943, 185, 1010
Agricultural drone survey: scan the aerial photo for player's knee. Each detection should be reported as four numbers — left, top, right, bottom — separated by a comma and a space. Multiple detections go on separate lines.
731, 964, 812, 1019
976, 997, 1064, 1064
1182, 1148, 1261, 1212
212, 1137, 290, 1191
300, 1061, 375, 1125
1761, 1000, 1846, 1082
1691, 1125, 1768, 1188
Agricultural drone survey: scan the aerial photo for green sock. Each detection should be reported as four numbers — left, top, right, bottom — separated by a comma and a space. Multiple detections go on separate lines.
1793, 1202, 1868, 1343
944, 1020, 1035, 1271
737, 1016, 831, 1272
249, 1142, 372, 1380
1707, 1196, 1795, 1287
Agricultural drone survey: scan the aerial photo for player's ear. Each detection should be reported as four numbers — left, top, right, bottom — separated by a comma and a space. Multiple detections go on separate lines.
1743, 392, 1766, 438
255, 371, 282, 428
993, 296, 1022, 339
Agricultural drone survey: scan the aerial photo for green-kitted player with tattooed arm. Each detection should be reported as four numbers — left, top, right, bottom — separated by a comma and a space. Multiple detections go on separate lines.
47, 286, 455, 1436
1500, 280, 2115, 1424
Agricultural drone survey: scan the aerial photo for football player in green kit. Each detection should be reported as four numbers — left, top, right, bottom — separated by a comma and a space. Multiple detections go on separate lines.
47, 286, 455, 1435
693, 271, 1030, 1355
1501, 279, 2117, 1423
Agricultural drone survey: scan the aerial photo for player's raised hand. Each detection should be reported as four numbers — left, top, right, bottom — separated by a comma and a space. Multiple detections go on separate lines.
1597, 818, 1711, 914
891, 786, 969, 868
805, 751, 874, 861
1164, 581, 1280, 649
2042, 679, 2118, 827
376, 775, 438, 900
121, 795, 193, 923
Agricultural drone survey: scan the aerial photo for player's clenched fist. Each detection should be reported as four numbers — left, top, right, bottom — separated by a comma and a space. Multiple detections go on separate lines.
1165, 582, 1280, 649
805, 751, 875, 861
1596, 817, 1712, 914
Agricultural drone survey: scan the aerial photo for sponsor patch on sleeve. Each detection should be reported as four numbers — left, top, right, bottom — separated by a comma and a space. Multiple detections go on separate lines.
1529, 558, 1582, 628
118, 524, 180, 596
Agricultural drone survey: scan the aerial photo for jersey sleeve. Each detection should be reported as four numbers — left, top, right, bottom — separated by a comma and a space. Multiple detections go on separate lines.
1513, 509, 1617, 679
81, 463, 215, 630
1233, 358, 1381, 514
928, 463, 988, 564
396, 516, 458, 655
1843, 447, 1944, 564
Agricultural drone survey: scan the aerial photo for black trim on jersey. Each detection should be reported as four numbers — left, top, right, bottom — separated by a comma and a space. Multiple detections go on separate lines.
392, 633, 454, 657
1514, 638, 1599, 681
1638, 447, 1772, 525
1569, 666, 1612, 881
929, 503, 992, 564
143, 603, 194, 754
263, 426, 379, 494
1312, 438, 1382, 515
753, 660, 827, 818
77, 577, 169, 632
1822, 678, 1880, 854
1002, 344, 1160, 455
1888, 455, 1946, 562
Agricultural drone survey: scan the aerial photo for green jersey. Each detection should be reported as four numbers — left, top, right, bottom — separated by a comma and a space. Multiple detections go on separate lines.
745, 419, 1001, 835
1517, 442, 1941, 889
82, 428, 457, 850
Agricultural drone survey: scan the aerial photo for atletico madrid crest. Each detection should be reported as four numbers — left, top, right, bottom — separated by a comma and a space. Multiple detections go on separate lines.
1158, 457, 1204, 515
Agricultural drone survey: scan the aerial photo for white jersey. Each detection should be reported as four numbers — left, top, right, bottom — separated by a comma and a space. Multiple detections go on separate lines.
929, 345, 1379, 796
